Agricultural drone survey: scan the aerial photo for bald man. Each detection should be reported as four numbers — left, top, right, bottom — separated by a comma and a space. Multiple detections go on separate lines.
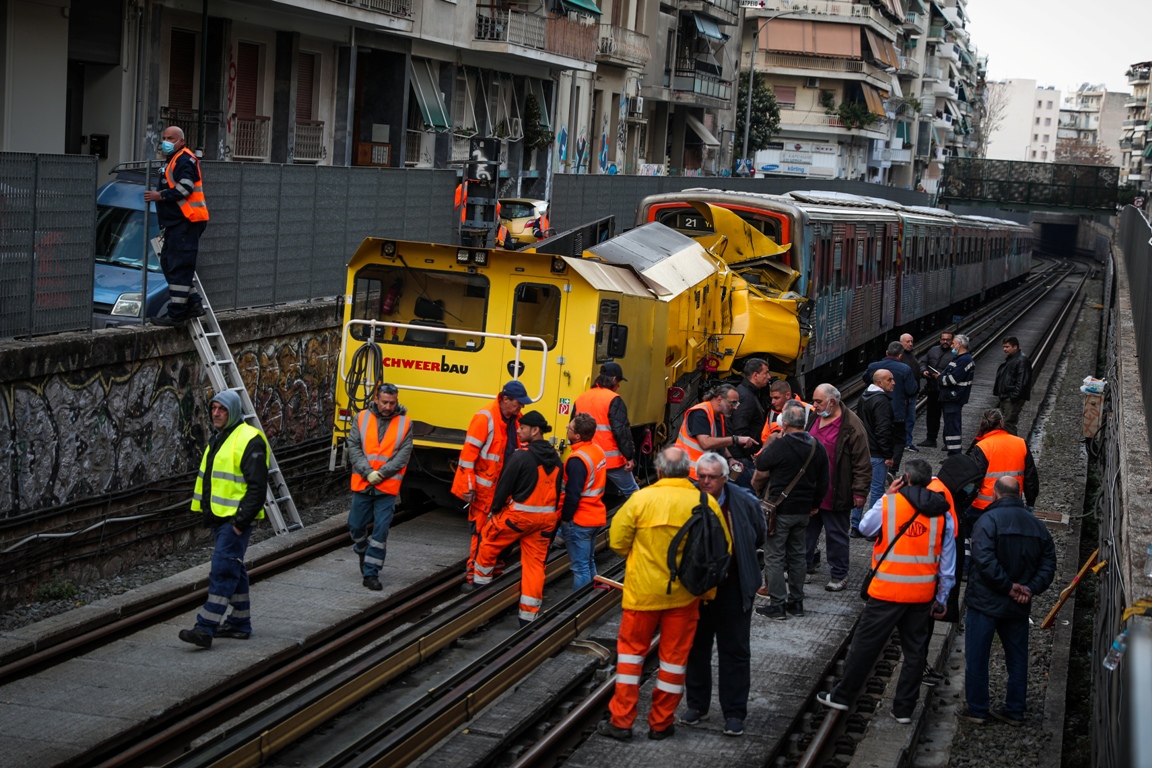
854, 368, 895, 536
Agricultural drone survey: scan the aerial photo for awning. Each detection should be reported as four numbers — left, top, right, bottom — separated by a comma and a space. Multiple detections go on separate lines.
531, 79, 551, 131
561, 0, 602, 17
409, 58, 450, 131
947, 59, 962, 81
1144, 144, 1152, 159
945, 100, 962, 121
896, 121, 911, 142
693, 13, 726, 42
958, 47, 975, 68
861, 84, 886, 117
863, 29, 899, 69
685, 113, 720, 147
957, 83, 969, 102
889, 74, 903, 99
762, 19, 861, 59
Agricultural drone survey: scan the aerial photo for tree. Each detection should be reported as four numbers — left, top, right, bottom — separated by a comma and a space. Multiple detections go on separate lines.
1056, 137, 1115, 167
969, 81, 1009, 159
735, 72, 782, 160
522, 94, 553, 151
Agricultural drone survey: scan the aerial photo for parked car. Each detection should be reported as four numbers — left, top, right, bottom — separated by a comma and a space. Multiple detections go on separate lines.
497, 198, 548, 246
93, 165, 168, 328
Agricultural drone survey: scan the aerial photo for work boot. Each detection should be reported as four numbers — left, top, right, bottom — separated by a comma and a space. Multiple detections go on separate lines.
178, 628, 212, 649
363, 575, 383, 591
597, 720, 632, 741
151, 312, 187, 327
647, 724, 675, 740
215, 626, 251, 640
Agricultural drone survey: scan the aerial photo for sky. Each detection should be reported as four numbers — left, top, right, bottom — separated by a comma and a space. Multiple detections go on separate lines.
964, 0, 1152, 94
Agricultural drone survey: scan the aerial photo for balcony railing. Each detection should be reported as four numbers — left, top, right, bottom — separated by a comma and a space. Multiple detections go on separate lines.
233, 116, 271, 160
160, 106, 222, 152
673, 60, 732, 101
760, 52, 865, 74
295, 120, 324, 162
597, 24, 650, 67
1125, 98, 1147, 109
897, 56, 920, 77
903, 11, 921, 28
686, 0, 739, 21
327, 0, 413, 19
927, 24, 945, 39
1127, 67, 1151, 85
475, 8, 596, 63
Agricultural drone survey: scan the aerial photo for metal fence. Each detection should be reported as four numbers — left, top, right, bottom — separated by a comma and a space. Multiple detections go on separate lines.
550, 175, 934, 233
0, 153, 97, 338
0, 154, 457, 337
939, 157, 1119, 211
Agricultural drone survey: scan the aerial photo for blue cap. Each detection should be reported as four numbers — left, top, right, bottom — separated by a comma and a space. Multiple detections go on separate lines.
501, 380, 532, 405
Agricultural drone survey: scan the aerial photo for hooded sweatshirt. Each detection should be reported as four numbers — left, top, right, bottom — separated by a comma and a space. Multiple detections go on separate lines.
489, 438, 564, 515
859, 483, 956, 604
201, 390, 269, 531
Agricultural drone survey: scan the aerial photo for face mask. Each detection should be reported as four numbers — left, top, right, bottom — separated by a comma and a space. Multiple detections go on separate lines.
951, 348, 958, 355
161, 140, 176, 155
819, 409, 832, 418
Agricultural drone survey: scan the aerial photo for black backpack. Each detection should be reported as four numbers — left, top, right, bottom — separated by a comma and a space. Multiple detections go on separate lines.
666, 491, 732, 596
937, 452, 983, 511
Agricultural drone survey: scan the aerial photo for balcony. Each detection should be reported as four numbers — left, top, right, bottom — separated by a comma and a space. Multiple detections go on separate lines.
327, 0, 412, 18
597, 24, 650, 68
160, 107, 222, 152
742, 0, 899, 34
672, 59, 732, 102
896, 56, 919, 77
922, 65, 943, 81
780, 110, 887, 138
475, 8, 596, 65
683, 0, 739, 25
927, 24, 945, 41
233, 116, 271, 161
1126, 98, 1147, 109
1128, 67, 1151, 85
903, 11, 922, 29
1123, 118, 1148, 128
888, 147, 912, 164
295, 120, 324, 163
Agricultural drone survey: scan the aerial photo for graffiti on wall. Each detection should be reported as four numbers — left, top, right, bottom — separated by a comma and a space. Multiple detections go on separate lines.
0, 329, 339, 517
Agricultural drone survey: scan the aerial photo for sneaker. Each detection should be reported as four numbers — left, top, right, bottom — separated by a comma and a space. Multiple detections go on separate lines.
955, 706, 988, 724
723, 717, 744, 737
905, 444, 920, 453
679, 708, 708, 726
363, 575, 383, 591
597, 720, 633, 741
918, 439, 936, 447
756, 585, 770, 600
989, 709, 1024, 727
825, 578, 849, 592
786, 599, 805, 617
922, 666, 945, 687
756, 603, 788, 621
178, 628, 212, 649
890, 709, 913, 724
647, 724, 675, 740
816, 690, 849, 711
215, 626, 251, 640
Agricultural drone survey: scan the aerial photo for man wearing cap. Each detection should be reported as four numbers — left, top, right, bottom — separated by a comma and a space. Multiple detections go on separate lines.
451, 381, 531, 583
178, 390, 269, 649
467, 411, 564, 626
573, 362, 639, 498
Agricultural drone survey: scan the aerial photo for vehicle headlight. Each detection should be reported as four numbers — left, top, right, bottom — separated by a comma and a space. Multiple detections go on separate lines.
111, 292, 144, 317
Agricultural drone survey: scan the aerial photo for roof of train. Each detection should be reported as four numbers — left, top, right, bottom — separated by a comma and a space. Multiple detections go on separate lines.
586, 222, 718, 300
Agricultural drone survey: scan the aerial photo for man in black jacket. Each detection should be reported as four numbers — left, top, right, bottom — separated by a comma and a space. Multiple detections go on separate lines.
855, 369, 895, 537
751, 403, 829, 619
862, 342, 917, 471
918, 332, 953, 448
730, 358, 772, 487
898, 334, 921, 452
992, 337, 1033, 436
178, 390, 269, 649
960, 477, 1056, 725
682, 452, 768, 737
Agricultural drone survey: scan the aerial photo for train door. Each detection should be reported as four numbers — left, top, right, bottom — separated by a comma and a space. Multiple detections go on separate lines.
505, 276, 569, 417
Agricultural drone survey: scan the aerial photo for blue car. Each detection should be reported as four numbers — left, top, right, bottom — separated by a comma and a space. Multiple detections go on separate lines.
93, 167, 169, 328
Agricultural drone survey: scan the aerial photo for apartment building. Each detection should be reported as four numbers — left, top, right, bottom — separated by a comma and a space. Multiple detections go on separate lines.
1120, 62, 1150, 191
0, 0, 676, 197
984, 79, 1061, 163
1057, 84, 1129, 167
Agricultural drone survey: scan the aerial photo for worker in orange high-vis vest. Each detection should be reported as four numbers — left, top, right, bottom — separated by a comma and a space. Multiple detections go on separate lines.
454, 181, 468, 225
573, 361, 639, 498
816, 459, 954, 723
561, 413, 607, 591
347, 382, 413, 591
145, 125, 209, 327
967, 408, 1039, 518
760, 380, 815, 444
466, 411, 563, 626
451, 381, 532, 582
675, 383, 757, 480
597, 446, 730, 742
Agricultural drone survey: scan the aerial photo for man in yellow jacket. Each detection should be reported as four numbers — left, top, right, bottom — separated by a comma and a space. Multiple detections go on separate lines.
598, 446, 731, 742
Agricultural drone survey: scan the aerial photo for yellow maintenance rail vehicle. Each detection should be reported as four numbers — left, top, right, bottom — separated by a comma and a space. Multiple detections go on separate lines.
331, 203, 805, 505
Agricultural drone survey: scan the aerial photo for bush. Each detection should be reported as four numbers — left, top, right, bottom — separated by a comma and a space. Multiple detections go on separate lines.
34, 577, 80, 601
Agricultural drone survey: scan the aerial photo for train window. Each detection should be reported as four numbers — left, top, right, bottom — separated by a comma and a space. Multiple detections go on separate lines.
595, 299, 621, 362
653, 206, 783, 243
856, 238, 866, 287
511, 282, 562, 350
350, 266, 489, 349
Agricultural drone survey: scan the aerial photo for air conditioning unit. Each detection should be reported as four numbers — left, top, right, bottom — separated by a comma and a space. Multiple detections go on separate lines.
804, 77, 821, 88
628, 96, 645, 115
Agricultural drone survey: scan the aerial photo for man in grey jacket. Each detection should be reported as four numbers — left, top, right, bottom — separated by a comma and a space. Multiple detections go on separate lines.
347, 382, 413, 590
682, 452, 768, 738
959, 476, 1056, 725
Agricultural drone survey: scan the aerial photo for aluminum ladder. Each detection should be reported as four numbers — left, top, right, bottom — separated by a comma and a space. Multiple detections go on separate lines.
185, 274, 302, 534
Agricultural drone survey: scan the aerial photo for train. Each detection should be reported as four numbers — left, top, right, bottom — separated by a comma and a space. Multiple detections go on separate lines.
330, 190, 1031, 505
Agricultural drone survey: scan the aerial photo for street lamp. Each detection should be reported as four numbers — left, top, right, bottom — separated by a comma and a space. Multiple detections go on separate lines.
740, 9, 801, 172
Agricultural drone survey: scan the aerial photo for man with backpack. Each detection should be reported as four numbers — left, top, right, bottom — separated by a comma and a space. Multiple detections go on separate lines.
599, 447, 731, 742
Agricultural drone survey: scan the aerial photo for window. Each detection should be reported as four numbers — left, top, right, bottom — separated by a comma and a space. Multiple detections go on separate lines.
1037, 100, 1042, 108
1035, 117, 1040, 125
296, 52, 316, 122
1031, 150, 1037, 158
1043, 133, 1049, 142
1047, 100, 1053, 108
169, 30, 197, 110
350, 265, 489, 350
410, 58, 450, 131
595, 300, 620, 362
1044, 117, 1051, 126
454, 71, 479, 136
1033, 133, 1039, 141
95, 205, 160, 271
1041, 150, 1048, 160
235, 42, 261, 120
774, 86, 797, 109
511, 283, 562, 350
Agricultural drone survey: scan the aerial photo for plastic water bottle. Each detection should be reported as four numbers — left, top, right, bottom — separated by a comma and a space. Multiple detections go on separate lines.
1103, 630, 1128, 671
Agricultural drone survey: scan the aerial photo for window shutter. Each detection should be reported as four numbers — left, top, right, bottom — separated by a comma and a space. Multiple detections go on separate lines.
296, 52, 315, 122
235, 42, 260, 120
169, 30, 196, 110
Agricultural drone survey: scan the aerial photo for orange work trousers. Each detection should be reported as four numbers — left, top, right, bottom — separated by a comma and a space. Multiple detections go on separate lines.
465, 502, 491, 582
473, 509, 559, 622
608, 601, 701, 732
